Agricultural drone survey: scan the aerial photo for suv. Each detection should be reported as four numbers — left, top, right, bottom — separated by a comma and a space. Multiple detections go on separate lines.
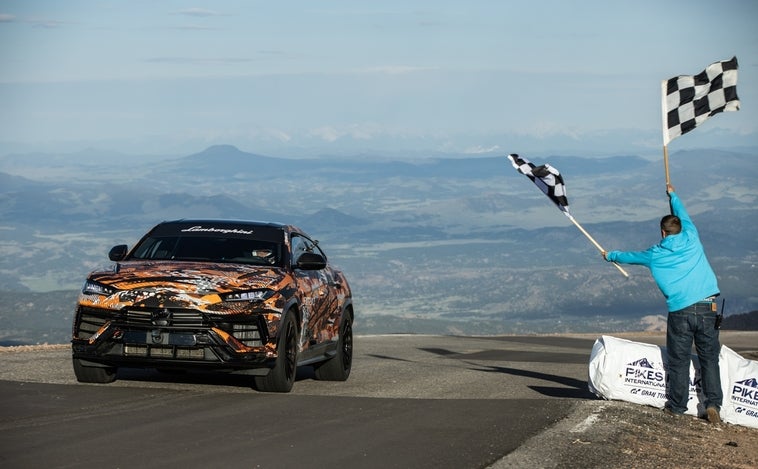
71, 219, 353, 392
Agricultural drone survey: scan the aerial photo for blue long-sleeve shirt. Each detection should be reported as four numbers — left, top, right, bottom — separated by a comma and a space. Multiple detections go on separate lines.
605, 192, 719, 312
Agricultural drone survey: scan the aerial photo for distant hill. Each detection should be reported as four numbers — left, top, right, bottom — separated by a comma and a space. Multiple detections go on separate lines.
0, 144, 756, 343
298, 207, 366, 234
722, 310, 758, 331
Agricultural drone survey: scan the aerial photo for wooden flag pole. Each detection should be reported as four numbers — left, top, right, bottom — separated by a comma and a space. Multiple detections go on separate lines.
565, 213, 629, 278
663, 144, 671, 186
661, 78, 672, 187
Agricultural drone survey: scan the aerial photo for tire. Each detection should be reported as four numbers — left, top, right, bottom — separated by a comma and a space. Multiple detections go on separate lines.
72, 358, 117, 384
254, 311, 298, 393
314, 312, 353, 381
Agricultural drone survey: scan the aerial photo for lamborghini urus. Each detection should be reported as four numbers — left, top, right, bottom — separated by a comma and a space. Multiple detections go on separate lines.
71, 220, 353, 392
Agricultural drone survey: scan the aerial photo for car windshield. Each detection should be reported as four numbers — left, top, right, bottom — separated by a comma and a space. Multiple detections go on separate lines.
129, 236, 283, 266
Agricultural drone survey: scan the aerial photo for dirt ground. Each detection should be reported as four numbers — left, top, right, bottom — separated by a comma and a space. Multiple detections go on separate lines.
496, 397, 758, 469
617, 404, 758, 469
576, 401, 757, 469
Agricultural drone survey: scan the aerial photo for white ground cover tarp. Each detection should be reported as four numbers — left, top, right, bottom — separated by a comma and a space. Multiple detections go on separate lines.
588, 335, 758, 429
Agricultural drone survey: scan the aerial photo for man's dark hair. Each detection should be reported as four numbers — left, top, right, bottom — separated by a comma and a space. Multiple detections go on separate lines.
660, 215, 681, 235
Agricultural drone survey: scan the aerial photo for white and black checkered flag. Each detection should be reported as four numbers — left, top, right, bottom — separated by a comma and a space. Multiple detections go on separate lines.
505, 154, 629, 277
662, 56, 740, 145
507, 154, 569, 213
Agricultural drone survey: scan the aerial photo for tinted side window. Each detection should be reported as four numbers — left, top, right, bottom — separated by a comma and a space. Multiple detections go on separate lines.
290, 235, 324, 266
131, 237, 179, 260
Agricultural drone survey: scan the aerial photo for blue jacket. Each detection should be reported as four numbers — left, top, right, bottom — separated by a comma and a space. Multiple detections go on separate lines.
605, 192, 719, 312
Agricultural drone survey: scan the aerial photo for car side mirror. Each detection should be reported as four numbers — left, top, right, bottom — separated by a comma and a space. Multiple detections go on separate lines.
109, 244, 128, 261
296, 252, 326, 270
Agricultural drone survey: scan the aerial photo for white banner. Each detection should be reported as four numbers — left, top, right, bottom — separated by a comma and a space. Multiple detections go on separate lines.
588, 335, 758, 429
720, 345, 758, 429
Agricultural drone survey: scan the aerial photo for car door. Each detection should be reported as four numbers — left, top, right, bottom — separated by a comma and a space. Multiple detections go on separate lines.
290, 234, 330, 348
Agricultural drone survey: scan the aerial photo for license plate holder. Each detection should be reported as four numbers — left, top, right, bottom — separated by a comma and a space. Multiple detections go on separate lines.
122, 330, 197, 346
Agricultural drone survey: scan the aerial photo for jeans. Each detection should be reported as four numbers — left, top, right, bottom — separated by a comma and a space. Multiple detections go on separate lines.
665, 302, 722, 414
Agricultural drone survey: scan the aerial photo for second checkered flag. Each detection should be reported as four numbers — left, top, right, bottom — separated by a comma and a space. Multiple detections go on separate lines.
662, 57, 740, 145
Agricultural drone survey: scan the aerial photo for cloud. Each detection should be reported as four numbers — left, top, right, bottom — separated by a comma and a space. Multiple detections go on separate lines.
173, 8, 222, 17
184, 127, 292, 144
308, 126, 341, 142
516, 120, 584, 140
144, 57, 254, 64
307, 123, 389, 142
250, 128, 291, 143
463, 144, 501, 154
172, 24, 219, 31
0, 13, 69, 28
359, 65, 437, 75
26, 17, 71, 28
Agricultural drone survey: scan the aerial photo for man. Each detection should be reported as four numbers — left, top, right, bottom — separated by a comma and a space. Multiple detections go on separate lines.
602, 184, 722, 424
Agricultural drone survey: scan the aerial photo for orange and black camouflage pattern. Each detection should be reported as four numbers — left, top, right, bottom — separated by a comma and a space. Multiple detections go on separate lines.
71, 220, 352, 374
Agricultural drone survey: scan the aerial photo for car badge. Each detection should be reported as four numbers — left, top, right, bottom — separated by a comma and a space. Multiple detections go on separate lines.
151, 308, 171, 326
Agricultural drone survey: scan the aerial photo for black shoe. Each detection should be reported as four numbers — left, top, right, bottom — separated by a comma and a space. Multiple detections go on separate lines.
663, 407, 683, 417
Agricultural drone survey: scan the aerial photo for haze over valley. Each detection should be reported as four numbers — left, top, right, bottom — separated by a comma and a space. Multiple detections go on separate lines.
1, 145, 756, 345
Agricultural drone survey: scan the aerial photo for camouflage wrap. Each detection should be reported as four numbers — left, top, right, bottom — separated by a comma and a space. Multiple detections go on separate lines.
71, 220, 352, 376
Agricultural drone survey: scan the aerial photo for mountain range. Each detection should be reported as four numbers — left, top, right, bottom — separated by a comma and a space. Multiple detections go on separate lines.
1, 144, 756, 344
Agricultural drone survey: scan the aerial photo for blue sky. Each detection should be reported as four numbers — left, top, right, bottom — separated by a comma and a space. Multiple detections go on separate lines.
1, 0, 756, 158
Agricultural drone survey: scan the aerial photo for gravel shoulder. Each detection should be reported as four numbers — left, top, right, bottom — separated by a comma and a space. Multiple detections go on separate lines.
493, 399, 758, 469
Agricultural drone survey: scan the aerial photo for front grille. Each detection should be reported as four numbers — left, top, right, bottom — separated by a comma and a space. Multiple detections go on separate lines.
75, 306, 268, 348
125, 308, 204, 327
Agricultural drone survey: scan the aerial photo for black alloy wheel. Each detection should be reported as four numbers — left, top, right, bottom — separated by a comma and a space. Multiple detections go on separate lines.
254, 310, 298, 392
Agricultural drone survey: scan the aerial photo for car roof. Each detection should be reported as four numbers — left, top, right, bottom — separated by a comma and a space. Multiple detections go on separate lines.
165, 219, 289, 229
149, 219, 301, 242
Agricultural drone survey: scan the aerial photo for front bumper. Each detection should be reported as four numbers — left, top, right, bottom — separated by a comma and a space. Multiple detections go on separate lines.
72, 305, 279, 371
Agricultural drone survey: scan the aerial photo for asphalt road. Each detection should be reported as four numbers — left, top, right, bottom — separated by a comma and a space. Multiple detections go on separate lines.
1, 332, 756, 468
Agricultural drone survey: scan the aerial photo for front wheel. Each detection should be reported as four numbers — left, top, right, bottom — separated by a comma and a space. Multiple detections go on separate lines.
72, 358, 117, 383
254, 311, 298, 392
314, 312, 353, 381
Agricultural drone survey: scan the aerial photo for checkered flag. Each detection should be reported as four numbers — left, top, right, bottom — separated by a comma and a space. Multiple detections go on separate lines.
662, 57, 740, 145
507, 154, 569, 213
505, 154, 629, 277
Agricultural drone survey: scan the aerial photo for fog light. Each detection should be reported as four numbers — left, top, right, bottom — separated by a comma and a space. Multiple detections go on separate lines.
177, 348, 205, 359
150, 347, 173, 358
124, 345, 148, 356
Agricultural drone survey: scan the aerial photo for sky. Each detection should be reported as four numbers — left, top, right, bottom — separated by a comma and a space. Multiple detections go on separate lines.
1, 0, 757, 158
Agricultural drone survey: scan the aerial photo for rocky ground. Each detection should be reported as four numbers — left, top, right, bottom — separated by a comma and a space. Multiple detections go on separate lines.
496, 397, 758, 469
601, 402, 758, 469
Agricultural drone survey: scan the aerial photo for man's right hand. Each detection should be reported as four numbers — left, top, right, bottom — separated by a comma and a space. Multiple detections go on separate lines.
666, 183, 675, 194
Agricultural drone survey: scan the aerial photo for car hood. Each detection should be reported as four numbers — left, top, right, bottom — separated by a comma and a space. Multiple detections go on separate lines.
87, 261, 290, 295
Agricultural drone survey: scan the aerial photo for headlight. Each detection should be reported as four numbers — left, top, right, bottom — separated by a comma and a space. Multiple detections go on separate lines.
82, 280, 117, 296
222, 289, 275, 302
